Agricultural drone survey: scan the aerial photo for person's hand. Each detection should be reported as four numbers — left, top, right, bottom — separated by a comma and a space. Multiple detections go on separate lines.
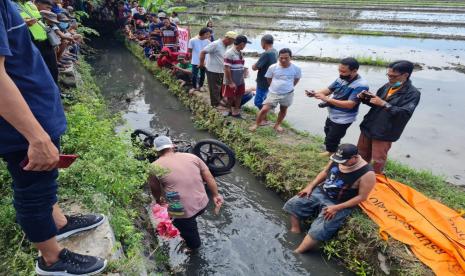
228, 83, 236, 89
305, 90, 315, 97
297, 187, 313, 198
24, 137, 59, 171
314, 93, 328, 101
213, 194, 224, 215
25, 18, 37, 27
199, 62, 205, 69
323, 205, 340, 220
369, 95, 386, 107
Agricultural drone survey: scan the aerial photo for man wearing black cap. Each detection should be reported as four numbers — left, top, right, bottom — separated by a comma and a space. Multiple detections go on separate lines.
252, 34, 277, 112
283, 144, 375, 253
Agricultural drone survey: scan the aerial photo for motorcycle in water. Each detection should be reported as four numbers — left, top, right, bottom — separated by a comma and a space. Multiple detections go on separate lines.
131, 129, 236, 177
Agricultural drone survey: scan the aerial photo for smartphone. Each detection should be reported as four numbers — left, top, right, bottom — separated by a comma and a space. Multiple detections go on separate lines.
20, 154, 79, 169
305, 90, 316, 97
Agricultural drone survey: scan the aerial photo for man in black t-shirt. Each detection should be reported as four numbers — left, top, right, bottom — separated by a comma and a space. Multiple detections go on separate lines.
252, 34, 277, 112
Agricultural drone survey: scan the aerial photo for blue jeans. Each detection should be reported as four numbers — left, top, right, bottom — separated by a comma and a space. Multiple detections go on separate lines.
0, 140, 60, 243
241, 92, 254, 107
283, 187, 353, 241
192, 64, 206, 89
254, 87, 269, 110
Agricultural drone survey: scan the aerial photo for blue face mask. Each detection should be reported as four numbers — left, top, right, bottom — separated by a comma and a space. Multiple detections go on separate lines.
392, 81, 402, 88
59, 22, 69, 30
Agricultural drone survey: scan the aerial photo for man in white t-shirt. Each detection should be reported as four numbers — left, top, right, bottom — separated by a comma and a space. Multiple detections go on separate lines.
199, 31, 237, 107
188, 27, 211, 93
250, 48, 302, 133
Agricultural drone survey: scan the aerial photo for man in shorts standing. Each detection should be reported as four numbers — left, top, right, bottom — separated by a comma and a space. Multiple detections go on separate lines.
250, 48, 301, 132
222, 35, 251, 118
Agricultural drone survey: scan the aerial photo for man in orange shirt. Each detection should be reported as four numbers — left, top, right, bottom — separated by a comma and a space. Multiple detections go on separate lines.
357, 60, 421, 173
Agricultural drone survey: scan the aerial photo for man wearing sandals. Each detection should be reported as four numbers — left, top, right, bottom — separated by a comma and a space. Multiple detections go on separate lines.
250, 48, 301, 133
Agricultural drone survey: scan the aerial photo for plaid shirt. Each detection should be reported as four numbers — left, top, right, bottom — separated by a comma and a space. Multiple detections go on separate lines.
161, 25, 178, 50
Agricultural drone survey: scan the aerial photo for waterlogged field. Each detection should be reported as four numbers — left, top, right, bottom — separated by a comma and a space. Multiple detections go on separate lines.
186, 1, 465, 185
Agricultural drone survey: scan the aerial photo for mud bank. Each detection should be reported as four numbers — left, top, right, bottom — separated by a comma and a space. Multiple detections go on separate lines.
185, 11, 465, 27
187, 22, 465, 40
126, 39, 465, 275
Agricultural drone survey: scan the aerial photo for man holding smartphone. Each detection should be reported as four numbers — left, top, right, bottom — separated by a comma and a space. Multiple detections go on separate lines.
306, 58, 369, 157
357, 60, 421, 173
0, 1, 106, 275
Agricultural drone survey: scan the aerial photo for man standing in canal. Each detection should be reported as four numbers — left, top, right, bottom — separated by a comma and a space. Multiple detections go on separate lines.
199, 31, 237, 107
283, 144, 375, 253
1, 1, 107, 274
357, 60, 420, 173
148, 136, 224, 251
251, 34, 278, 114
306, 58, 369, 157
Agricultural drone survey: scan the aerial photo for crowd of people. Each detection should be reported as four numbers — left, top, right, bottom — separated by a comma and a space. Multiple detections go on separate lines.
0, 0, 423, 274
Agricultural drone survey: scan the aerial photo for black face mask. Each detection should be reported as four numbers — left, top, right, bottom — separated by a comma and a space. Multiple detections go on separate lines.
340, 74, 352, 81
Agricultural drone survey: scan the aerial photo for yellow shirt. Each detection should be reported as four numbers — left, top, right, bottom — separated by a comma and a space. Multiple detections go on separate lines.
17, 2, 48, 42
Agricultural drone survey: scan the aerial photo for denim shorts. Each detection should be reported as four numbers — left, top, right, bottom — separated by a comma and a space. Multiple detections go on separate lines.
283, 187, 353, 241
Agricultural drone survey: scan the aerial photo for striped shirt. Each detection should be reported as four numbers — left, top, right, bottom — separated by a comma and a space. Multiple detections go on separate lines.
223, 47, 245, 85
161, 25, 178, 50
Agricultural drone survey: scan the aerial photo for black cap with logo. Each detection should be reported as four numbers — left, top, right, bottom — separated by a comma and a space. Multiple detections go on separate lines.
234, 35, 252, 45
330, 144, 358, 164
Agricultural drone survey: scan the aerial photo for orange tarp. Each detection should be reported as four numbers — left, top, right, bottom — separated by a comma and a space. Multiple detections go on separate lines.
360, 175, 465, 276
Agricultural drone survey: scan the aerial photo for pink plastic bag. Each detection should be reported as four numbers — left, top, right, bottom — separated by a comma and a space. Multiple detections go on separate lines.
151, 203, 180, 238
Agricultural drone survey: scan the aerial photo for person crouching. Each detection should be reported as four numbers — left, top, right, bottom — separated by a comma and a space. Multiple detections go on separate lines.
283, 144, 375, 253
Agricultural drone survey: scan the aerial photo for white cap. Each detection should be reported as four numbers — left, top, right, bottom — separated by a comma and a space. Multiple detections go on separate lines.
154, 136, 173, 151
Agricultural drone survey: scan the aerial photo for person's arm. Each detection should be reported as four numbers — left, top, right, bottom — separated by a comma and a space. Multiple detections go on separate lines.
298, 161, 332, 196
0, 57, 59, 171
323, 171, 376, 220
147, 174, 165, 203
252, 54, 267, 71
224, 65, 235, 88
369, 90, 421, 118
201, 168, 223, 208
293, 78, 300, 86
199, 50, 207, 68
266, 77, 272, 86
293, 67, 302, 86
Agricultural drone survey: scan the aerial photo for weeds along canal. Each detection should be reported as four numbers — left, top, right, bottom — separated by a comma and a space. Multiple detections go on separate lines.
89, 39, 350, 275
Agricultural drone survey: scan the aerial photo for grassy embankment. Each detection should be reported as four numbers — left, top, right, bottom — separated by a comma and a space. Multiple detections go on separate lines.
0, 60, 168, 274
126, 40, 465, 275
242, 52, 410, 68
186, 22, 465, 41
186, 11, 465, 27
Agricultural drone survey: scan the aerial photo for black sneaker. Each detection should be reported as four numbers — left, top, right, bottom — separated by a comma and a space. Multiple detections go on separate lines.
35, 248, 107, 275
56, 214, 106, 241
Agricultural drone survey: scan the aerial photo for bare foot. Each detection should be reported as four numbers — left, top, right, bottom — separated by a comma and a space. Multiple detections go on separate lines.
274, 125, 284, 133
318, 151, 333, 157
259, 120, 271, 126
249, 124, 258, 132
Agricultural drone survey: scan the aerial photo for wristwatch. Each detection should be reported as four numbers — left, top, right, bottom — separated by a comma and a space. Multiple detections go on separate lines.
383, 101, 392, 109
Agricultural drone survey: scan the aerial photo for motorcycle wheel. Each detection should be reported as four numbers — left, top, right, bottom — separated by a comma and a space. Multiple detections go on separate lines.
191, 139, 236, 174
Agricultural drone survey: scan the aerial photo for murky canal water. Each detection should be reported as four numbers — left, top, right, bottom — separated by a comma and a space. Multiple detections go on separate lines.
89, 41, 350, 275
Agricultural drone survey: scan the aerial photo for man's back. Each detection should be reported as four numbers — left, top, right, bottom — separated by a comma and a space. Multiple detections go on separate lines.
154, 152, 209, 218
